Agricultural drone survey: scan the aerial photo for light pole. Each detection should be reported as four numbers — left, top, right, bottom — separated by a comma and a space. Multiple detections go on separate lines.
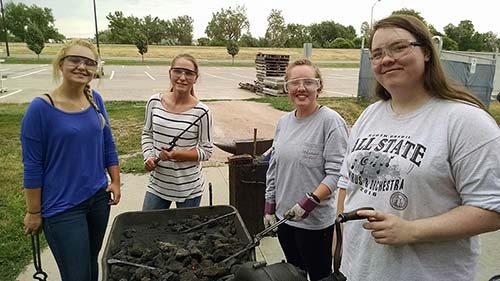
0, 0, 10, 56
370, 0, 382, 29
92, 0, 100, 57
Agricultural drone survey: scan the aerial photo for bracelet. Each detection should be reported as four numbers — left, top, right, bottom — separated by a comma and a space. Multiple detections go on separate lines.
27, 210, 41, 214
308, 192, 321, 203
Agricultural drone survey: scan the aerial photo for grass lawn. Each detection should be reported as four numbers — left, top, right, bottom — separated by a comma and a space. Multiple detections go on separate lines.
1, 42, 360, 65
1, 97, 499, 280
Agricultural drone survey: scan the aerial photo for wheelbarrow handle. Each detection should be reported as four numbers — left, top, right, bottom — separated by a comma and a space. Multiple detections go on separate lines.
337, 207, 374, 223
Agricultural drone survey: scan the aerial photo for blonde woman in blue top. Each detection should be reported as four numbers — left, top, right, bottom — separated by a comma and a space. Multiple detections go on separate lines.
21, 39, 120, 281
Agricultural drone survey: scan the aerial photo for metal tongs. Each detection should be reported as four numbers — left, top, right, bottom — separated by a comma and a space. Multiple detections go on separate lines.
179, 210, 237, 233
220, 214, 291, 264
107, 258, 157, 270
154, 110, 209, 164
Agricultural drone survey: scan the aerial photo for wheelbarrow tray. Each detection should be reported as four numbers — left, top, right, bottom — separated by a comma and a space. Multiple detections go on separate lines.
101, 205, 255, 280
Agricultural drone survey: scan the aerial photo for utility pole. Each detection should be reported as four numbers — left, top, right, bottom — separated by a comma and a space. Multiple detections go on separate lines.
0, 0, 10, 56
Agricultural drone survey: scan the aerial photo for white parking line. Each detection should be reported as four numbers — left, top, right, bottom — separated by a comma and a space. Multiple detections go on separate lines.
0, 89, 23, 99
144, 71, 156, 80
0, 68, 10, 72
109, 71, 115, 80
203, 72, 235, 81
11, 69, 46, 79
146, 66, 150, 69
231, 73, 255, 80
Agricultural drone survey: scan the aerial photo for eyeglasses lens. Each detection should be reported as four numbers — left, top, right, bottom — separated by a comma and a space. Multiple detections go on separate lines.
171, 68, 197, 79
64, 55, 98, 69
285, 78, 320, 92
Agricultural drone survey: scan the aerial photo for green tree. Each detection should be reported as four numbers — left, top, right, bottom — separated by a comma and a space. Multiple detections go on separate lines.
391, 8, 427, 25
360, 21, 370, 44
106, 11, 137, 43
239, 34, 259, 47
226, 40, 239, 64
197, 37, 210, 46
205, 5, 249, 45
265, 9, 287, 47
352, 37, 363, 48
329, 38, 355, 49
97, 30, 114, 43
391, 9, 441, 35
441, 36, 458, 51
309, 21, 356, 48
444, 20, 476, 51
139, 15, 164, 44
25, 24, 44, 59
481, 31, 499, 52
134, 34, 148, 62
3, 2, 64, 42
285, 24, 310, 48
167, 15, 194, 45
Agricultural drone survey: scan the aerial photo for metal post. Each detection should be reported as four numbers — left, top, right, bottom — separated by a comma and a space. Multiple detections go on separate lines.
92, 0, 100, 57
370, 0, 381, 29
0, 0, 10, 56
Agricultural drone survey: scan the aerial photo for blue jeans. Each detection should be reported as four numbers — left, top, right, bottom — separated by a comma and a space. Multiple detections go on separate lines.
142, 191, 202, 210
43, 188, 110, 281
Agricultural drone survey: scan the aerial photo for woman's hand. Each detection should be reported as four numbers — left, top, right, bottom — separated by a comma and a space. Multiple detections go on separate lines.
106, 181, 121, 205
158, 148, 176, 161
24, 212, 42, 235
357, 209, 416, 245
144, 157, 157, 171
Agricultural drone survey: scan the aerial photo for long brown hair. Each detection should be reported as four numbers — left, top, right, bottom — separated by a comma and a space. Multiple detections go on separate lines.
169, 53, 199, 96
368, 15, 486, 111
53, 39, 106, 128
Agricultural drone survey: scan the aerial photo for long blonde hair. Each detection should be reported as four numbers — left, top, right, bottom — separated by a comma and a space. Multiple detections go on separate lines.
53, 39, 106, 128
368, 15, 486, 111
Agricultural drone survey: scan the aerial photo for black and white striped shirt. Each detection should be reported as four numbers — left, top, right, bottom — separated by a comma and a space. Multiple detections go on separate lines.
142, 93, 213, 202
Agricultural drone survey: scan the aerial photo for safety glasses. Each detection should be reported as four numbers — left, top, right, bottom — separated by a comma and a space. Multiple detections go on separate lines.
284, 78, 321, 92
369, 40, 422, 65
170, 67, 197, 80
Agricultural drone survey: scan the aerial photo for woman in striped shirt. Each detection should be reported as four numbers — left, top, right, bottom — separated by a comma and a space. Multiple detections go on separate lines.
142, 54, 213, 209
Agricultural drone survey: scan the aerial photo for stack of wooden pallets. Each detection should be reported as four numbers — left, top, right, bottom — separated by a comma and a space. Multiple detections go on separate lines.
255, 53, 289, 96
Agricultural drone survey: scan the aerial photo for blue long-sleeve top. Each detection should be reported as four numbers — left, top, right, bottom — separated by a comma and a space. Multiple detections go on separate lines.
21, 90, 119, 218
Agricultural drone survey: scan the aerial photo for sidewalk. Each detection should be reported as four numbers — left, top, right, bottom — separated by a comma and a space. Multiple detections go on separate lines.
16, 166, 285, 281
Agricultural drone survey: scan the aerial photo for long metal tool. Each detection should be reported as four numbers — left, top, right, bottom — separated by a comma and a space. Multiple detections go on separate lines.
220, 216, 290, 264
31, 233, 48, 281
107, 258, 156, 270
154, 110, 209, 164
179, 210, 237, 233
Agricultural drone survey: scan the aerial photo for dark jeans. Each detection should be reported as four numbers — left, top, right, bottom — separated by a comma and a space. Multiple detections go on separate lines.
43, 188, 110, 281
277, 223, 334, 281
142, 191, 202, 210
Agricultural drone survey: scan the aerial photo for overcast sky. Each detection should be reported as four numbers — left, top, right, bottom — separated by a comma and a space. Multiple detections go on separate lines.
12, 0, 500, 39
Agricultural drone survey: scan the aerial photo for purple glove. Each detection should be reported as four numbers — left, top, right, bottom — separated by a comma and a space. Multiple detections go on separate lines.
284, 193, 320, 221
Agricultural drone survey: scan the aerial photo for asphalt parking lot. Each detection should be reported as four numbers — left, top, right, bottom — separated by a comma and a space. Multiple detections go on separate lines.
0, 64, 359, 103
